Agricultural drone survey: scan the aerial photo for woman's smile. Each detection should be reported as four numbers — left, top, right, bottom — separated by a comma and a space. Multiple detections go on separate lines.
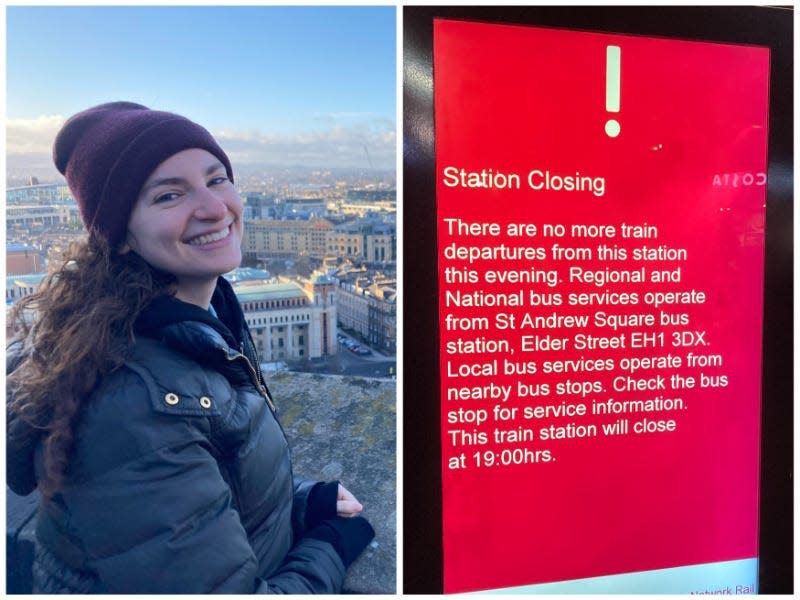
186, 224, 233, 246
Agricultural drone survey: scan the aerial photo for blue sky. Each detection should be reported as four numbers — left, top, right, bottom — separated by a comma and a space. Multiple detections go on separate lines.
6, 5, 397, 170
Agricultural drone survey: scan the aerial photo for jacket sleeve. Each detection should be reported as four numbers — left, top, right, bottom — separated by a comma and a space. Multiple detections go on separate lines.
6, 338, 39, 496
291, 477, 318, 536
254, 538, 345, 594
6, 409, 39, 496
58, 368, 345, 594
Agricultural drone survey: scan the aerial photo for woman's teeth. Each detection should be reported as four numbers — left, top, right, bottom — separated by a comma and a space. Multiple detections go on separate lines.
188, 226, 230, 246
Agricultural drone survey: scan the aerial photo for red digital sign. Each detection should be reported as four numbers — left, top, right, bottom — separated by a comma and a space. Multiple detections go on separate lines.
434, 19, 769, 593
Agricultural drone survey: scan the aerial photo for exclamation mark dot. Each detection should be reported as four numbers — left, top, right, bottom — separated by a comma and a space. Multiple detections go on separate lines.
605, 45, 621, 138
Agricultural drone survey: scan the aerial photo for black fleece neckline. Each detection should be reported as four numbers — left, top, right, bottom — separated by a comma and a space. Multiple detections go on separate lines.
135, 277, 243, 349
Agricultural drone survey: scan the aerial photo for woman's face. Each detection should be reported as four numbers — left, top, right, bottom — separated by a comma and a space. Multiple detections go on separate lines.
125, 148, 243, 305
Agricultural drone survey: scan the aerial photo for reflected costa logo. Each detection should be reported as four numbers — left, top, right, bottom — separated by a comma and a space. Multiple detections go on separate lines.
712, 172, 767, 187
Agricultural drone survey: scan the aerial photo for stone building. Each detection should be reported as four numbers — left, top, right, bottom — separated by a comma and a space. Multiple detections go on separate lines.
6, 183, 71, 206
364, 223, 396, 263
6, 205, 75, 230
242, 218, 334, 261
336, 275, 396, 354
242, 216, 396, 265
6, 245, 43, 276
233, 273, 337, 362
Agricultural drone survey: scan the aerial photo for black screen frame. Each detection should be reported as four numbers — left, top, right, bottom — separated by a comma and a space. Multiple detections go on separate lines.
402, 5, 793, 594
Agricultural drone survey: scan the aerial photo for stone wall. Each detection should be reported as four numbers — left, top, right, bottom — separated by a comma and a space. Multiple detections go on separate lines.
265, 371, 397, 594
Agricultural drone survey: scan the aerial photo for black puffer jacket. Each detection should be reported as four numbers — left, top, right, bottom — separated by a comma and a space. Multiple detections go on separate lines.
7, 278, 351, 593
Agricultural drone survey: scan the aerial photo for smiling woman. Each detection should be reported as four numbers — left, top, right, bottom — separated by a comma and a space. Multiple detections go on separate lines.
125, 149, 245, 307
6, 102, 374, 594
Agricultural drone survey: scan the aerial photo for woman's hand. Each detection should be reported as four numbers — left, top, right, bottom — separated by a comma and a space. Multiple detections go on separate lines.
336, 483, 363, 517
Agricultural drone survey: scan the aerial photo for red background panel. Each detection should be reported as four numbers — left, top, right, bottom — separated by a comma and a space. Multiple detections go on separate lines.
434, 19, 769, 593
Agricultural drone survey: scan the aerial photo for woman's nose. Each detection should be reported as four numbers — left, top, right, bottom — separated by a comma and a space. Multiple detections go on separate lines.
193, 188, 228, 220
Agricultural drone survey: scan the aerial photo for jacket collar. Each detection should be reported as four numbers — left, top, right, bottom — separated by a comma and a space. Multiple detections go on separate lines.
135, 277, 244, 350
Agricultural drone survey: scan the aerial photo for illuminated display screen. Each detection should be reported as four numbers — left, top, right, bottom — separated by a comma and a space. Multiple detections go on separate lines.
434, 18, 769, 594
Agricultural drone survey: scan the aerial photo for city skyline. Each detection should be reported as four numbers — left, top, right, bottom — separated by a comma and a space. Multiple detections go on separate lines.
6, 6, 397, 176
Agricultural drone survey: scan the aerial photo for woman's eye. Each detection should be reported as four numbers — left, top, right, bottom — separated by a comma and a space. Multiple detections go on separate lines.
154, 192, 180, 204
209, 176, 229, 186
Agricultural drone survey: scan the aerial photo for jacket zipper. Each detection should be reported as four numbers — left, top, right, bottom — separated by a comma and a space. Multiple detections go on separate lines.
243, 332, 267, 391
244, 333, 280, 410
226, 351, 276, 412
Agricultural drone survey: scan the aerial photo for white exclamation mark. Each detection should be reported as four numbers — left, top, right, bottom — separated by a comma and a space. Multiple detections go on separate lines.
605, 45, 621, 138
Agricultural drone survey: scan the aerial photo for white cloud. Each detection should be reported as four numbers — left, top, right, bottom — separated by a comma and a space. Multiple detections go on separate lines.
213, 121, 396, 169
5, 114, 397, 171
6, 115, 66, 154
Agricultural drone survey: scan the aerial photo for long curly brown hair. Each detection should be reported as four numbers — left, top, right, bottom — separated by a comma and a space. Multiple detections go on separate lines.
7, 235, 176, 500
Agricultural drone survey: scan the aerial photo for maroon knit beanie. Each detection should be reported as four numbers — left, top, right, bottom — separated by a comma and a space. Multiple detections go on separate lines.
53, 101, 234, 248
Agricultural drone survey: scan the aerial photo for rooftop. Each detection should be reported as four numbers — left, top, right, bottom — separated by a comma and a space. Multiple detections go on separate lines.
6, 183, 67, 192
311, 272, 337, 285
6, 244, 39, 253
232, 281, 308, 303
224, 267, 272, 283
7, 273, 46, 288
